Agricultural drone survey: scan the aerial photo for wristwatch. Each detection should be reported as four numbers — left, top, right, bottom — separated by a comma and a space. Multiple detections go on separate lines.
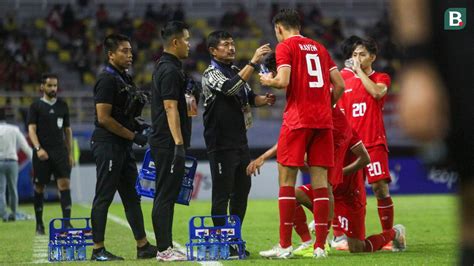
247, 62, 260, 71
34, 146, 41, 152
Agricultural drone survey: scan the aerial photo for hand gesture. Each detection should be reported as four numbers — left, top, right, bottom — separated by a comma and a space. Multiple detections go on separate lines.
250, 44, 272, 64
352, 58, 362, 74
246, 156, 265, 176
37, 149, 49, 161
259, 72, 273, 87
264, 93, 276, 106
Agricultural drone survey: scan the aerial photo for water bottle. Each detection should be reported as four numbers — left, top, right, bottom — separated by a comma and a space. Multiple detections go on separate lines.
76, 233, 87, 260
344, 58, 354, 68
219, 232, 229, 260
208, 234, 219, 260
197, 234, 207, 261
65, 235, 75, 261
53, 235, 62, 261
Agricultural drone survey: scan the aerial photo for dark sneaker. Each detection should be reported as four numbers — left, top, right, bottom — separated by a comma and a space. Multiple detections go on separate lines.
91, 248, 124, 261
137, 242, 158, 259
63, 221, 74, 229
229, 245, 250, 259
36, 224, 45, 235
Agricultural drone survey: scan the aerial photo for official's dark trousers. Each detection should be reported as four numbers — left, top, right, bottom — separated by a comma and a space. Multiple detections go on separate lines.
208, 147, 251, 227
90, 141, 146, 243
150, 147, 184, 252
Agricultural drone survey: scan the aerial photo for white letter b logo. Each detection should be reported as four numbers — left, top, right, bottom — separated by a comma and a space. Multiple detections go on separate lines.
449, 11, 463, 26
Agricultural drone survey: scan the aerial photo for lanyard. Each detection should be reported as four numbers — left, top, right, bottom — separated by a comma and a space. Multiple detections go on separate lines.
104, 66, 127, 84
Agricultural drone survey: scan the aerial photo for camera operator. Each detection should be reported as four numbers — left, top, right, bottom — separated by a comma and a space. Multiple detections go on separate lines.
90, 33, 156, 261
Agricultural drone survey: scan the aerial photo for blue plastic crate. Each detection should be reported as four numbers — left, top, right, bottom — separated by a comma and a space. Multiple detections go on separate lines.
186, 215, 246, 261
48, 218, 93, 261
135, 148, 198, 205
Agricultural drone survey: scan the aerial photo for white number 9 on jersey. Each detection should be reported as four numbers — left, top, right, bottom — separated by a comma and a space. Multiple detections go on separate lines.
306, 54, 324, 88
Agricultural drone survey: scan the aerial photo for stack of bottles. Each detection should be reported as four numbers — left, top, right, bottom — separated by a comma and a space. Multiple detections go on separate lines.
48, 218, 93, 262
196, 232, 231, 261
186, 215, 246, 261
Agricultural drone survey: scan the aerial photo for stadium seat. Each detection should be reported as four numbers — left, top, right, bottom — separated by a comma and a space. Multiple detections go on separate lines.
83, 72, 96, 86
58, 50, 71, 63
34, 19, 46, 30
46, 39, 60, 53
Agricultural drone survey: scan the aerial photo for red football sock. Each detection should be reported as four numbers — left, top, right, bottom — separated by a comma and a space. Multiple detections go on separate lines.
279, 186, 296, 248
332, 216, 344, 237
312, 188, 329, 249
293, 204, 311, 242
377, 197, 394, 231
364, 229, 396, 252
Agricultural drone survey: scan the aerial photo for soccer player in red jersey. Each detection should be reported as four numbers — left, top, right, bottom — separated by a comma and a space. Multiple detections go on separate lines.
337, 37, 396, 239
294, 129, 406, 255
258, 9, 345, 259
338, 35, 362, 80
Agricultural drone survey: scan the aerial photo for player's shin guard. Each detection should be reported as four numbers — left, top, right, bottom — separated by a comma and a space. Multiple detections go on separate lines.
364, 229, 396, 252
34, 191, 44, 226
279, 186, 296, 248
294, 204, 311, 242
312, 188, 329, 249
60, 189, 72, 220
377, 197, 394, 231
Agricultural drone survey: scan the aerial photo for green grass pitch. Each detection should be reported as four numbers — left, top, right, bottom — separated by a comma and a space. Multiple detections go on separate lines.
0, 194, 457, 265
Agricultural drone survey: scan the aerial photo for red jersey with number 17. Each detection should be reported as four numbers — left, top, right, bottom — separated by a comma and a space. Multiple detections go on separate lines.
276, 35, 337, 130
339, 71, 391, 149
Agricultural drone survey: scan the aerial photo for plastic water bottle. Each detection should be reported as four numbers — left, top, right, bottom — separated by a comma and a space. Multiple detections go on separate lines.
197, 233, 207, 261
208, 234, 219, 260
76, 233, 86, 260
219, 232, 229, 260
65, 235, 75, 261
53, 235, 62, 261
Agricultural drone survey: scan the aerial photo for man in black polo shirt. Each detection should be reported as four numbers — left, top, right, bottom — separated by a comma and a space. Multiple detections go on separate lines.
201, 30, 275, 255
90, 34, 156, 261
149, 21, 191, 261
28, 73, 74, 235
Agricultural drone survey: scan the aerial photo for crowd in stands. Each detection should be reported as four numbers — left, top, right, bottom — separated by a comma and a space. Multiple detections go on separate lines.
0, 1, 399, 95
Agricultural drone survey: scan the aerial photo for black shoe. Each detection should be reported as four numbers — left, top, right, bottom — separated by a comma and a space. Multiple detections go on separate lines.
6, 213, 15, 222
36, 224, 45, 235
137, 242, 158, 259
91, 248, 124, 261
63, 221, 74, 229
229, 245, 250, 258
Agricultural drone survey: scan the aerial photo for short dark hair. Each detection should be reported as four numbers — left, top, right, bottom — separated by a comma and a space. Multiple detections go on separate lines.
161, 21, 189, 44
352, 38, 378, 55
206, 30, 233, 49
41, 73, 58, 84
272, 9, 301, 30
340, 35, 363, 59
263, 52, 276, 72
103, 33, 131, 54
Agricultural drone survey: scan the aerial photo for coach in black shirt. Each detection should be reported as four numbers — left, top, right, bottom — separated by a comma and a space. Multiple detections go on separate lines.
90, 34, 156, 261
201, 31, 274, 237
149, 21, 191, 261
28, 73, 74, 235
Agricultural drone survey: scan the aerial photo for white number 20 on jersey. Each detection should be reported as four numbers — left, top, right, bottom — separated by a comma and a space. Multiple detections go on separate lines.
352, 102, 367, 117
306, 54, 324, 88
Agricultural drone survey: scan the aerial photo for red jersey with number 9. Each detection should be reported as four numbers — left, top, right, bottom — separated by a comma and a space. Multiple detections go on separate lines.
276, 35, 337, 130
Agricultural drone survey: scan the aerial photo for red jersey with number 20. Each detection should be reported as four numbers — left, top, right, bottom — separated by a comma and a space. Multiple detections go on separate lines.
339, 71, 391, 149
276, 35, 337, 130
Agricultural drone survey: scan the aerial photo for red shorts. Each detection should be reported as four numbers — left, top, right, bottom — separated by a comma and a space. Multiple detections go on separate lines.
364, 145, 391, 184
334, 198, 366, 241
277, 125, 334, 168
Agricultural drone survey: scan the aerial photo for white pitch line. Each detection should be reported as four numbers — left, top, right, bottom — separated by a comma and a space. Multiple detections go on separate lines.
31, 235, 49, 264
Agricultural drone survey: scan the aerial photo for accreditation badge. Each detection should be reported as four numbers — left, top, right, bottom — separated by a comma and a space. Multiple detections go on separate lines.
57, 117, 63, 129
242, 104, 253, 130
